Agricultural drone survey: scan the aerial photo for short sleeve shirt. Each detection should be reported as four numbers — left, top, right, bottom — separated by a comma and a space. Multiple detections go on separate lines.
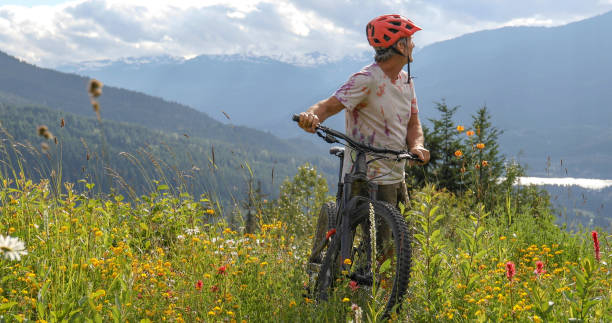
333, 63, 418, 184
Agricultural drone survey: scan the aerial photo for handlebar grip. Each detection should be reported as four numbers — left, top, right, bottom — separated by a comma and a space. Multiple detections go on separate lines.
292, 114, 300, 122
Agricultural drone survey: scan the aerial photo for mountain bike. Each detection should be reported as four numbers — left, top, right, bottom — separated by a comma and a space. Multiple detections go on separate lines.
292, 115, 420, 319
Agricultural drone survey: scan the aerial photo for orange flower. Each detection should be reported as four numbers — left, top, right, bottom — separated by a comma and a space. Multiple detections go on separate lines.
454, 150, 463, 158
476, 143, 485, 149
456, 125, 464, 132
482, 160, 489, 167
466, 130, 475, 137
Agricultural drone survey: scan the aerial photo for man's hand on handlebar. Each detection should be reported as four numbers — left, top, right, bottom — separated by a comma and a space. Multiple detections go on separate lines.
297, 112, 320, 134
409, 146, 430, 166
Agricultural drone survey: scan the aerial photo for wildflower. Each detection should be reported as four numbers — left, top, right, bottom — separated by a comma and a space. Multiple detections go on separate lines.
344, 258, 352, 265
196, 280, 203, 290
456, 125, 464, 132
88, 79, 103, 98
476, 143, 485, 149
210, 285, 219, 292
534, 261, 546, 276
184, 227, 200, 235
454, 150, 463, 158
217, 265, 227, 275
499, 236, 507, 241
482, 160, 489, 167
592, 231, 600, 261
289, 300, 296, 307
325, 228, 336, 240
342, 297, 350, 302
349, 280, 358, 292
506, 261, 516, 281
465, 130, 474, 136
0, 235, 28, 261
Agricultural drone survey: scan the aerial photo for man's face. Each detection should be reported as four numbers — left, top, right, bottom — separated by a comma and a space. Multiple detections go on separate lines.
396, 37, 415, 63
406, 37, 415, 63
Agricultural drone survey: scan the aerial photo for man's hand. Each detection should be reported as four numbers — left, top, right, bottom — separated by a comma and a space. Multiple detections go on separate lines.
409, 146, 430, 166
298, 112, 320, 133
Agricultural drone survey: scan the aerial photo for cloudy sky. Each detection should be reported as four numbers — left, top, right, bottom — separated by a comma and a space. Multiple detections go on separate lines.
1, 0, 612, 67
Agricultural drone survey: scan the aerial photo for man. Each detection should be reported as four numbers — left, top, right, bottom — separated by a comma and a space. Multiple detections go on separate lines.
298, 14, 430, 263
298, 14, 430, 205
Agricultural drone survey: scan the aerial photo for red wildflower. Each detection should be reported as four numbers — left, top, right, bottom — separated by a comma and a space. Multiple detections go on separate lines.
210, 285, 219, 292
196, 280, 203, 290
506, 261, 516, 281
349, 280, 358, 292
534, 261, 546, 276
217, 265, 227, 275
325, 228, 336, 240
592, 231, 601, 261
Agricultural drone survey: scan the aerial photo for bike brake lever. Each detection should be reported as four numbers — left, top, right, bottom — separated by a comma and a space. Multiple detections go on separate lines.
316, 130, 339, 144
398, 152, 424, 163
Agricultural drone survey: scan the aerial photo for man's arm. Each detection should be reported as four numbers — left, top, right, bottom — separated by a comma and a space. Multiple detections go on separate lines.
406, 113, 430, 164
298, 96, 345, 133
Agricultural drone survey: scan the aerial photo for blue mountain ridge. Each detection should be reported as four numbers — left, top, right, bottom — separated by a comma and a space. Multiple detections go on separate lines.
57, 11, 612, 179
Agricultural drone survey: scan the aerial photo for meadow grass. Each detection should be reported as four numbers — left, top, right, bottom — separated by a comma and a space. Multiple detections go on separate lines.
1, 84, 611, 322
1, 171, 611, 322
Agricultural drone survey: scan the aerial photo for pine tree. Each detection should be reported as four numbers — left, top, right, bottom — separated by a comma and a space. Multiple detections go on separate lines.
406, 100, 466, 192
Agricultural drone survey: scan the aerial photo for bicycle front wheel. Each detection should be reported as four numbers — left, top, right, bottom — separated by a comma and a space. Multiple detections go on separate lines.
315, 199, 412, 319
348, 200, 412, 319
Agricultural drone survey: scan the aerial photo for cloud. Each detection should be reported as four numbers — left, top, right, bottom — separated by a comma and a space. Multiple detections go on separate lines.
0, 0, 611, 67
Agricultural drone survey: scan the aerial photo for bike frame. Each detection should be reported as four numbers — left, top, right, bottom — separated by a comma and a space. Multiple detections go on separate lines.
334, 148, 378, 270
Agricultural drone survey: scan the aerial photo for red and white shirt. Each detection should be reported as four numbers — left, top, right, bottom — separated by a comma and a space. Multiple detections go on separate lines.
333, 63, 418, 184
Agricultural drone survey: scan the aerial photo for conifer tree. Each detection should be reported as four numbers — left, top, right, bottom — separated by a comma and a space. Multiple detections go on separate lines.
406, 100, 466, 192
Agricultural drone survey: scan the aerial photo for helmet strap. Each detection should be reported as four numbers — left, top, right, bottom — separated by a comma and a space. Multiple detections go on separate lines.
406, 61, 411, 84
391, 45, 411, 84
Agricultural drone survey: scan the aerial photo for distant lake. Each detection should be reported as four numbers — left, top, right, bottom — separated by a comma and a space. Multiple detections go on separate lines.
516, 177, 612, 190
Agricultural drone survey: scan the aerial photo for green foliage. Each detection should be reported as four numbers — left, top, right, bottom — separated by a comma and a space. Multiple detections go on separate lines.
406, 100, 531, 214
265, 163, 332, 239
407, 100, 464, 191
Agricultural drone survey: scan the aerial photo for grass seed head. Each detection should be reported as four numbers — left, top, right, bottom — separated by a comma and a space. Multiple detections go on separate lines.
88, 79, 103, 98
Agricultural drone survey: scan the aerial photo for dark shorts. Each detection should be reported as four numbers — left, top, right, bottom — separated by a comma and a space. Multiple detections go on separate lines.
376, 181, 409, 209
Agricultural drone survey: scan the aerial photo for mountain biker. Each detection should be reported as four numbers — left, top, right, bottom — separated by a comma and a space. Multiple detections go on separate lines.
297, 14, 430, 263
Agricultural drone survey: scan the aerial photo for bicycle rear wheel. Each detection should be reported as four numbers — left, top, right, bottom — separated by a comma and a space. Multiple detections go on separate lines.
307, 202, 337, 294
316, 199, 412, 319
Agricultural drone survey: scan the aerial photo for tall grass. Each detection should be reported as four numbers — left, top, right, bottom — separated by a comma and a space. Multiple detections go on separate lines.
1, 83, 612, 321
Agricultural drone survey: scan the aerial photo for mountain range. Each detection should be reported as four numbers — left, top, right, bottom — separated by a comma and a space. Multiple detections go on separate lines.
0, 50, 336, 202
57, 10, 612, 179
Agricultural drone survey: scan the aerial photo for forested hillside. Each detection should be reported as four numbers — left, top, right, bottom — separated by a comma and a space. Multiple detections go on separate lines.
0, 50, 326, 160
0, 101, 334, 203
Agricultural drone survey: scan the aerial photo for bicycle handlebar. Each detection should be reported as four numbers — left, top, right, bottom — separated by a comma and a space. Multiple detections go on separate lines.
292, 114, 422, 162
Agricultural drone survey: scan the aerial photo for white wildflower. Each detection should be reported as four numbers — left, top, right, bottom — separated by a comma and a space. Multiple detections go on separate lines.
369, 202, 376, 268
176, 235, 185, 241
351, 303, 363, 323
0, 235, 28, 261
184, 227, 200, 235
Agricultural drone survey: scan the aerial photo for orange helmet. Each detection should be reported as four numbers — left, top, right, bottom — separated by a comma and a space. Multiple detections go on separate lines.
366, 14, 421, 48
